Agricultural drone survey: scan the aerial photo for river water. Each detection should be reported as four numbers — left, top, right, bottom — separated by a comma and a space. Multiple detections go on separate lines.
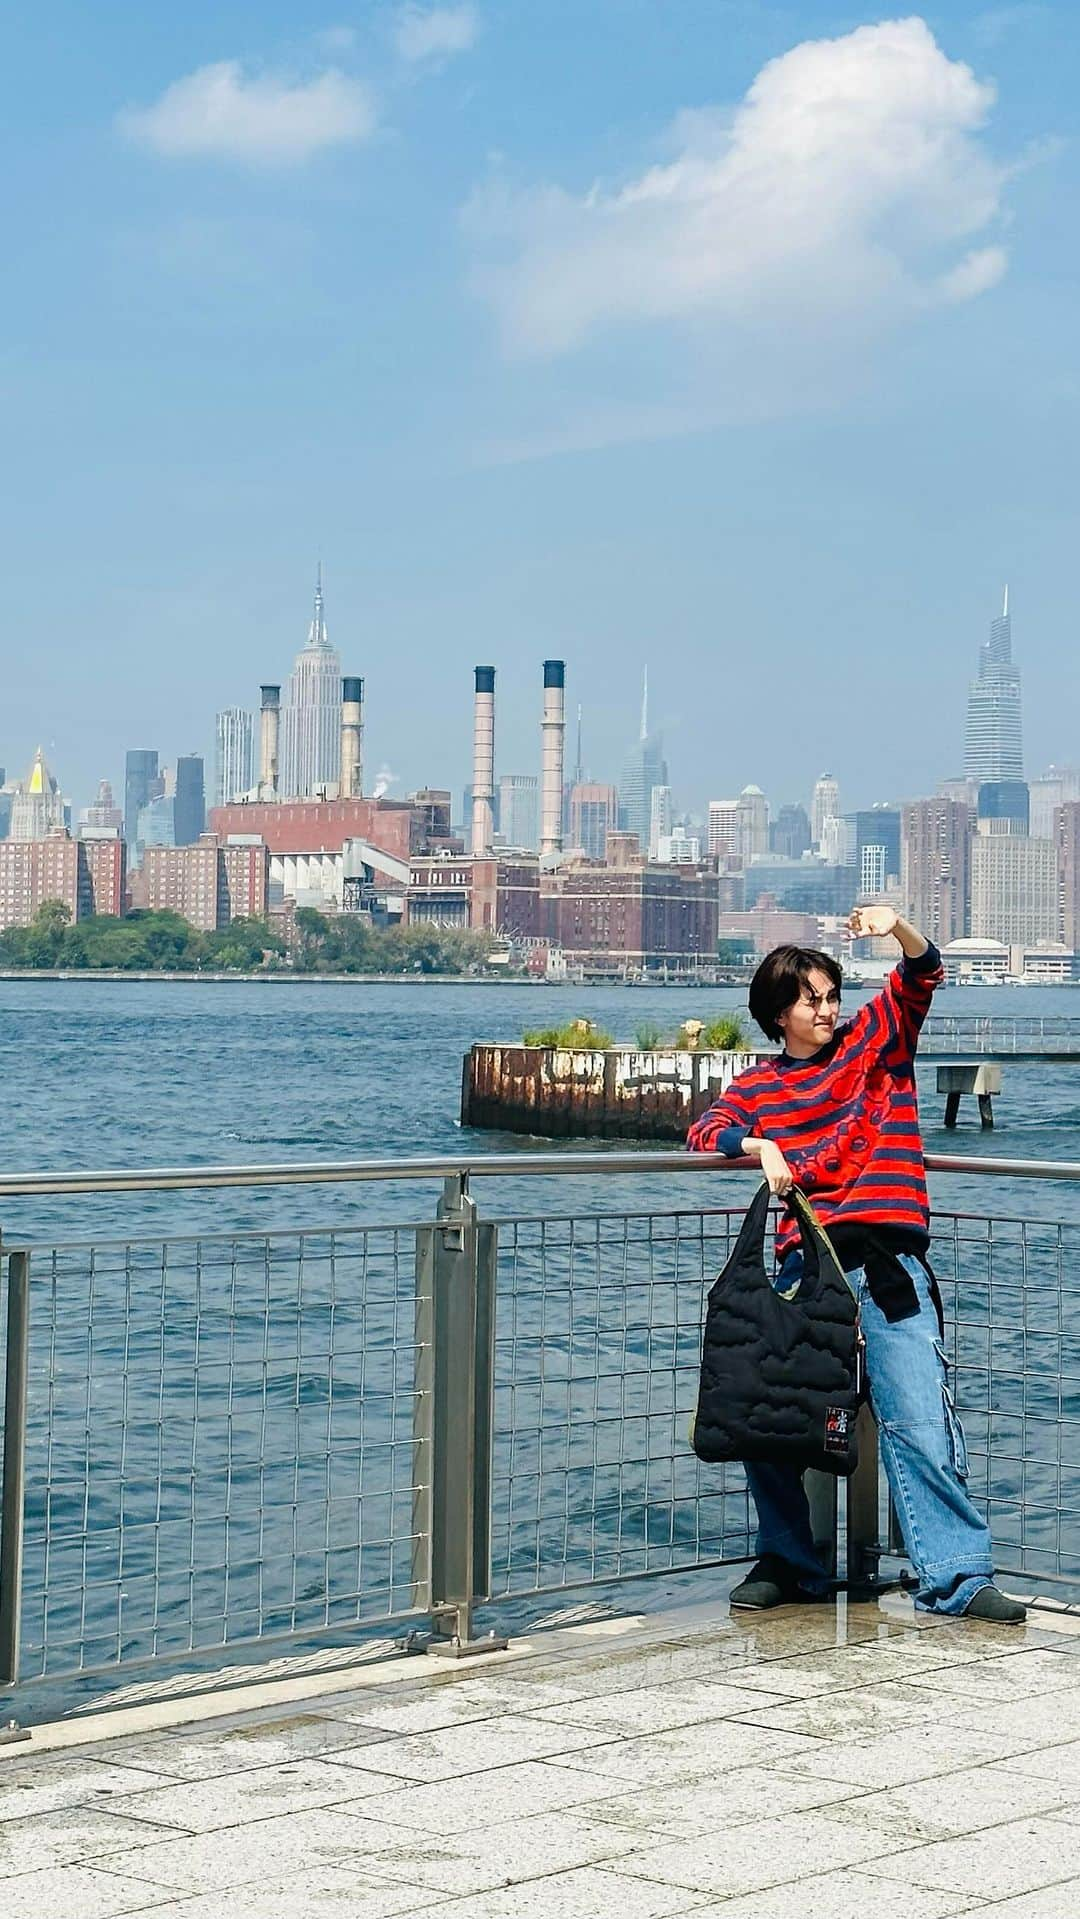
2, 974, 1080, 1240
2, 976, 1078, 1693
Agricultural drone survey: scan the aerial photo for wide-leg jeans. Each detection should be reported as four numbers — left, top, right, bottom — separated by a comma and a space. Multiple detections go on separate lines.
744, 1252, 995, 1614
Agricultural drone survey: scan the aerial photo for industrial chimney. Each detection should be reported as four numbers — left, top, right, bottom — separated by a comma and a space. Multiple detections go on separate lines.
340, 677, 364, 800
540, 660, 565, 858
259, 685, 280, 799
471, 667, 496, 855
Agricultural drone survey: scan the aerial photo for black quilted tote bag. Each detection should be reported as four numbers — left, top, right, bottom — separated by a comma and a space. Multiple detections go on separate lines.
691, 1184, 862, 1477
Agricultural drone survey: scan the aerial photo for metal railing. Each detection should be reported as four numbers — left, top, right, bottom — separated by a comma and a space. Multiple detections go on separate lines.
2, 1149, 1079, 1709
921, 1015, 1080, 1057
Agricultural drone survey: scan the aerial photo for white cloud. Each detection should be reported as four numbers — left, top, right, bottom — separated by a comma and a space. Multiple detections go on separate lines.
465, 17, 1009, 358
394, 4, 479, 64
119, 61, 377, 164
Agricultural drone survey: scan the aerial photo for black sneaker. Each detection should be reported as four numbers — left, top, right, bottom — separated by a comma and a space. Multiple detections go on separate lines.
729, 1555, 827, 1611
963, 1585, 1027, 1625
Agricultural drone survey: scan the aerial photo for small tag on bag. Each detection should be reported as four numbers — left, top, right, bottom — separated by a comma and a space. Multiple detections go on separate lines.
824, 1406, 852, 1456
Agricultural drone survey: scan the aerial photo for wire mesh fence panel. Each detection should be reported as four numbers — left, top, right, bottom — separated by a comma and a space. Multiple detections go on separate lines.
933, 1212, 1080, 1589
488, 1208, 752, 1598
16, 1225, 427, 1681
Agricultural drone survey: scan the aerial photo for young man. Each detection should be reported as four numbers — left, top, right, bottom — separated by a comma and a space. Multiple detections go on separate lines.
687, 905, 1024, 1623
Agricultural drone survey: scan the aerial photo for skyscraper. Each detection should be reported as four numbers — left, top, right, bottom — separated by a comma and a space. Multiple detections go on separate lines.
770, 804, 811, 860
964, 588, 1023, 780
708, 800, 739, 860
569, 783, 619, 861
279, 569, 343, 799
854, 807, 901, 888
619, 670, 668, 847
497, 774, 539, 852
125, 750, 160, 852
649, 785, 672, 859
9, 748, 65, 840
811, 775, 839, 851
174, 756, 206, 847
736, 786, 769, 865
215, 709, 255, 807
901, 798, 972, 947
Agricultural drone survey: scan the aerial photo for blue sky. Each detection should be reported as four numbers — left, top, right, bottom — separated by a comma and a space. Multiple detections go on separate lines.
2, 2, 1077, 820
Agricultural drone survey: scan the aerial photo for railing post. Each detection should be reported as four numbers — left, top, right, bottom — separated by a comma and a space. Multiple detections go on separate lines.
412, 1175, 505, 1658
0, 1251, 30, 1695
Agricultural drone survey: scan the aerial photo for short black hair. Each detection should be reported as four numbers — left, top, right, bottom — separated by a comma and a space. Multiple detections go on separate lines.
748, 945, 843, 1043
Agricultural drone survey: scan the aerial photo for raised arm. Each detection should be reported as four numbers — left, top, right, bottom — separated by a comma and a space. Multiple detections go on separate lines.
848, 905, 944, 1063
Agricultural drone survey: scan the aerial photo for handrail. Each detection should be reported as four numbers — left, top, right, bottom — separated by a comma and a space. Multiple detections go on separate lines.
0, 1148, 1079, 1198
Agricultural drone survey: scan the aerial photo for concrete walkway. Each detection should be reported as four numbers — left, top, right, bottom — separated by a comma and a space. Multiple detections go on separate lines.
4, 1587, 1080, 1918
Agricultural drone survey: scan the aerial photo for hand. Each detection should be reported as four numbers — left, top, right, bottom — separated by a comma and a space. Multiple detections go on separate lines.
759, 1140, 795, 1198
847, 904, 898, 941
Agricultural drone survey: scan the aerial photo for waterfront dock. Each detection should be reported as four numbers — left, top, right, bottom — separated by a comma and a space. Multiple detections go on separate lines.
3, 1145, 1080, 1912
4, 1582, 1080, 1916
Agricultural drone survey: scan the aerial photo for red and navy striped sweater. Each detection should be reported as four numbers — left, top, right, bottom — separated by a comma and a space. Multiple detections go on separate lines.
687, 945, 944, 1262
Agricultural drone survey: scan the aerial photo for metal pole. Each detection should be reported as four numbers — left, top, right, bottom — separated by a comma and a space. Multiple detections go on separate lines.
0, 1251, 30, 1690
420, 1176, 505, 1658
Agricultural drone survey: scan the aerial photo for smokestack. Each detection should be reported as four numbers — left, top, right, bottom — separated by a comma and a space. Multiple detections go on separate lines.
540, 660, 566, 858
340, 676, 364, 800
471, 667, 496, 855
259, 685, 280, 798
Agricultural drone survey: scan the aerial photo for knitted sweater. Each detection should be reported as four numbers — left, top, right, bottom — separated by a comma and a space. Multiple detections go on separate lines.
687, 945, 944, 1261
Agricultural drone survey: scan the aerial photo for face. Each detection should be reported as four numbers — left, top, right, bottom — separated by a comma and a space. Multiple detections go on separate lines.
778, 968, 841, 1055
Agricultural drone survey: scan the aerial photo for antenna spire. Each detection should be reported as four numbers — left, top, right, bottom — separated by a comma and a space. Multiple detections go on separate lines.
640, 666, 649, 742
1003, 583, 1009, 619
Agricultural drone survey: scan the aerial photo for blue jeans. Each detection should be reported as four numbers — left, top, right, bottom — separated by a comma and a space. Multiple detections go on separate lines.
745, 1253, 995, 1615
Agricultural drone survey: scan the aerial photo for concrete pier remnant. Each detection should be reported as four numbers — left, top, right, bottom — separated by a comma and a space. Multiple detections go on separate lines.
937, 1060, 1003, 1129
462, 1043, 760, 1139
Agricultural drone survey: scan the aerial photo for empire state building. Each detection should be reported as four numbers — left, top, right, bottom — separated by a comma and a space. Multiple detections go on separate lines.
279, 570, 343, 799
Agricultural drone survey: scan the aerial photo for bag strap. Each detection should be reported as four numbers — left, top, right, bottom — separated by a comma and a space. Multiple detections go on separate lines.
788, 1187, 861, 1309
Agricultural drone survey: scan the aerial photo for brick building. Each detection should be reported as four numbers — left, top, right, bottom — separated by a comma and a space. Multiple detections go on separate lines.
544, 864, 717, 970
133, 835, 270, 932
0, 831, 126, 931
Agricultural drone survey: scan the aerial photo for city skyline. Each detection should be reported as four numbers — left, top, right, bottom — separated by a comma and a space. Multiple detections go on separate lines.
2, 6, 1078, 812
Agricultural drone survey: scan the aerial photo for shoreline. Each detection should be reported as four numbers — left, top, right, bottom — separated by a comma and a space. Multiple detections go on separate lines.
0, 970, 751, 988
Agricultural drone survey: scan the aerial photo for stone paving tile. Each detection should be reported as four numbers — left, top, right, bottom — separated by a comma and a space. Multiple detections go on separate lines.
99, 1754, 405, 1833
667, 1866, 975, 1918
949, 1891, 1080, 1919
0, 1756, 181, 1822
541, 1717, 818, 1790
577, 1766, 858, 1838
942, 1685, 1080, 1753
772, 1721, 1047, 1790
0, 1863, 180, 1919
726, 1675, 944, 1742
322, 1758, 629, 1834
75, 1716, 394, 1781
862, 1813, 1080, 1901
710, 1644, 958, 1699
392, 1863, 712, 1918
0, 1803, 191, 1877
323, 1804, 651, 1896
528, 1677, 795, 1738
324, 1710, 618, 1782
91, 1804, 412, 1894
120, 1864, 441, 1917
991, 1742, 1080, 1791
609, 1805, 912, 1899
897, 1648, 1080, 1704
817, 1763, 1075, 1843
